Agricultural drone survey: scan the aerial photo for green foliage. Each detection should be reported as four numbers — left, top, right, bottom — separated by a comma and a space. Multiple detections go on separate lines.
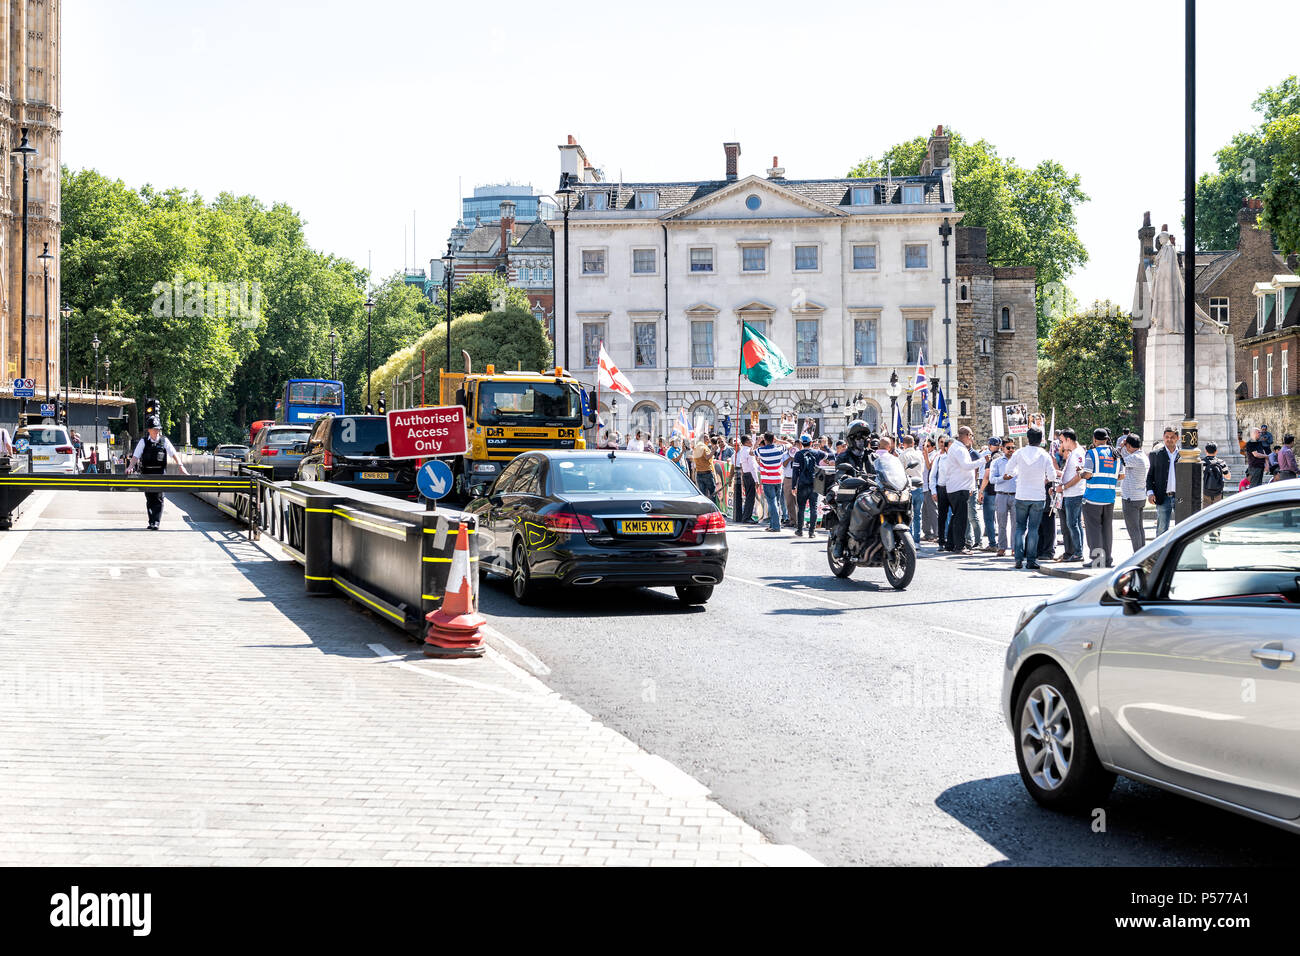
849, 131, 1089, 339
348, 274, 437, 408
1037, 301, 1141, 439
1195, 75, 1299, 251
449, 271, 530, 318
368, 306, 553, 405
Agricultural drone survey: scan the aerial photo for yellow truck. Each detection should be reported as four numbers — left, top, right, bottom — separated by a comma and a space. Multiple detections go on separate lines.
439, 362, 591, 497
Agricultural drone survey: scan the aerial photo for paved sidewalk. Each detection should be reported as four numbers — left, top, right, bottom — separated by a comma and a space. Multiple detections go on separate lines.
0, 490, 812, 866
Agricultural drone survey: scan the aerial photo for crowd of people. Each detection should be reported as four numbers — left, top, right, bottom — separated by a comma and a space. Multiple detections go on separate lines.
600, 416, 1298, 571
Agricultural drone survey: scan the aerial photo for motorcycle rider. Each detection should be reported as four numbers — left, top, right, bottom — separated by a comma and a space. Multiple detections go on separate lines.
831, 419, 874, 555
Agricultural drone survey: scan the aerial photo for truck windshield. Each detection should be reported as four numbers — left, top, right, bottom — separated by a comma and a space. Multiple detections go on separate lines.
477, 381, 581, 426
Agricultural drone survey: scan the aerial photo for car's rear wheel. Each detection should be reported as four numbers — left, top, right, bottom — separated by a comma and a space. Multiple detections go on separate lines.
675, 584, 713, 605
510, 539, 538, 604
1013, 664, 1114, 811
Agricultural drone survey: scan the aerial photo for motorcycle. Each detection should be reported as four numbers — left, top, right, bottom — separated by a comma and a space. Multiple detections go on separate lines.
824, 454, 919, 590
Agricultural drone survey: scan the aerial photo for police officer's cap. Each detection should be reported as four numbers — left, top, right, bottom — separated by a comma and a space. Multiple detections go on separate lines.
146, 415, 161, 429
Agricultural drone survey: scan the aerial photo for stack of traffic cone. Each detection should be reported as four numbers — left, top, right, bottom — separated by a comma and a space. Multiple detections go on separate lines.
424, 521, 486, 658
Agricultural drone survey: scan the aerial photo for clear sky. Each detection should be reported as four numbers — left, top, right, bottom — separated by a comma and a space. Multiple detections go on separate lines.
64, 0, 1288, 308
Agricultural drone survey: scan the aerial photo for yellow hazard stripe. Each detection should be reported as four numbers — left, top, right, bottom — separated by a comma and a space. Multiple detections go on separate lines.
422, 527, 476, 534
331, 577, 404, 623
421, 593, 445, 601
422, 555, 478, 563
304, 574, 331, 581
331, 509, 410, 538
305, 507, 333, 513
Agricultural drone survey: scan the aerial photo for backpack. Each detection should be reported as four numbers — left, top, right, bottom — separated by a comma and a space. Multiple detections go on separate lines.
1202, 459, 1224, 495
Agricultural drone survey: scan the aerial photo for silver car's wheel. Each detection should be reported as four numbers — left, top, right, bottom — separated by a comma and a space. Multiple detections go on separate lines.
1012, 664, 1115, 811
1020, 683, 1074, 790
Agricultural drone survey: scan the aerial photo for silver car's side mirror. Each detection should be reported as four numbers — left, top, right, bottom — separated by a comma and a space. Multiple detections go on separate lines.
1111, 567, 1145, 614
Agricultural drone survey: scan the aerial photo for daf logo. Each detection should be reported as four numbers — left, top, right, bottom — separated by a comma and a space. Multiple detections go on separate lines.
640, 501, 653, 514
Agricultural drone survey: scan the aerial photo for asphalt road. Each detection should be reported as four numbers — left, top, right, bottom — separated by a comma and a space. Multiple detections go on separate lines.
479, 521, 1300, 866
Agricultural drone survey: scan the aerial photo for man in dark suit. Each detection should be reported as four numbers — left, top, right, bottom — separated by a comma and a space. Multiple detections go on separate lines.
1145, 427, 1180, 536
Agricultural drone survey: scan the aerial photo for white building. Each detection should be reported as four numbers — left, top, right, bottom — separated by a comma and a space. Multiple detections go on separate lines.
550, 132, 963, 440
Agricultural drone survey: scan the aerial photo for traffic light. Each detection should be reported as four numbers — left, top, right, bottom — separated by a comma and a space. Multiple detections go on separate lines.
144, 398, 162, 421
377, 391, 387, 415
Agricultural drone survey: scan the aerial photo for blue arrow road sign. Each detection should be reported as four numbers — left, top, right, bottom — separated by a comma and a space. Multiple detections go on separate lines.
416, 459, 454, 501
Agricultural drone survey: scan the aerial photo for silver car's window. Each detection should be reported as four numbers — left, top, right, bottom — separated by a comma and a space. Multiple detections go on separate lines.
1166, 505, 1300, 604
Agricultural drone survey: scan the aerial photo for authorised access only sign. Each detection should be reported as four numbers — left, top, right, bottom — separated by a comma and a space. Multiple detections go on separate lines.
386, 406, 468, 459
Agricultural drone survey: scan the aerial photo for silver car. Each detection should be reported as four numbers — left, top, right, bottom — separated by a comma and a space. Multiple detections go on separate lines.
1003, 480, 1300, 831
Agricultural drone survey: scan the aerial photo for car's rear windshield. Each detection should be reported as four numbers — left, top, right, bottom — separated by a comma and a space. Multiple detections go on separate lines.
550, 455, 699, 496
265, 429, 310, 446
331, 417, 391, 456
21, 428, 69, 446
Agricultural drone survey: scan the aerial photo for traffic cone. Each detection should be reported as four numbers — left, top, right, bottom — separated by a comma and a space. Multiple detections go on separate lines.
424, 521, 486, 658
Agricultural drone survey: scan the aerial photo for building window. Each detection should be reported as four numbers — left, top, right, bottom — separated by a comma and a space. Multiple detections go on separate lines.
902, 185, 924, 204
904, 243, 928, 269
1257, 296, 1269, 334
796, 319, 819, 366
958, 283, 970, 302
853, 316, 878, 366
689, 247, 713, 272
690, 321, 714, 367
979, 336, 992, 355
1253, 354, 1259, 397
744, 318, 768, 339
794, 245, 818, 271
585, 192, 608, 211
851, 186, 874, 206
1002, 374, 1017, 401
852, 244, 877, 270
1283, 348, 1290, 394
906, 317, 928, 364
745, 195, 762, 211
633, 321, 657, 368
635, 191, 658, 210
999, 306, 1013, 332
582, 321, 606, 368
1210, 297, 1229, 325
741, 246, 766, 272
1267, 351, 1274, 397
632, 248, 657, 275
690, 402, 717, 436
959, 399, 970, 418
581, 249, 605, 275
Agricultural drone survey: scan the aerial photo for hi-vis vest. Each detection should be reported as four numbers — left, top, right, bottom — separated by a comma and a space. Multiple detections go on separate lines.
1083, 445, 1119, 504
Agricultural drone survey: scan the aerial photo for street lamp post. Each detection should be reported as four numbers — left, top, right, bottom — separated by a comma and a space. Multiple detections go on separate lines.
91, 334, 100, 459
364, 295, 374, 413
15, 128, 37, 416
443, 240, 454, 379
939, 217, 953, 412
38, 242, 52, 408
103, 357, 111, 461
328, 329, 338, 380
1176, 0, 1203, 521
886, 370, 902, 438
555, 173, 577, 369
60, 303, 71, 423
611, 397, 618, 436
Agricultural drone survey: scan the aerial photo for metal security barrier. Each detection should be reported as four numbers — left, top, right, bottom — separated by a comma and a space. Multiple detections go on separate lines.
186, 454, 479, 638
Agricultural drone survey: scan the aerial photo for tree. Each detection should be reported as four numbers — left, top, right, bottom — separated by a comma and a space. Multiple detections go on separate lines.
348, 274, 438, 407
369, 306, 553, 405
1037, 301, 1141, 439
449, 271, 530, 318
848, 131, 1089, 338
1195, 75, 1299, 251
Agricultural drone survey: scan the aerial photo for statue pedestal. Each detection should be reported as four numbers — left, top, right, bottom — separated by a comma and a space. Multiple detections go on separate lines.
1142, 329, 1244, 476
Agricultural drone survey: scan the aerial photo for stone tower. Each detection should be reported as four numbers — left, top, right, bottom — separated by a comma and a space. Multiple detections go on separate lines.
1, 0, 62, 390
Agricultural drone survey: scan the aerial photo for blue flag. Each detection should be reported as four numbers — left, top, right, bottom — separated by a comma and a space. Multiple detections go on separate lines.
935, 385, 950, 432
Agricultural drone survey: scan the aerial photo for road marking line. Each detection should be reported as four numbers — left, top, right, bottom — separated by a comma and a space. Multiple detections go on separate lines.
925, 623, 1006, 647
366, 643, 555, 705
0, 491, 54, 576
744, 844, 824, 867
622, 753, 711, 799
481, 624, 551, 676
728, 575, 851, 607
146, 568, 160, 578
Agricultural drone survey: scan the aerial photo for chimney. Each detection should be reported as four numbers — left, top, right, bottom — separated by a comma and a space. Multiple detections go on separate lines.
920, 125, 951, 176
766, 155, 785, 179
724, 142, 741, 181
1237, 197, 1274, 255
559, 134, 582, 182
499, 200, 516, 255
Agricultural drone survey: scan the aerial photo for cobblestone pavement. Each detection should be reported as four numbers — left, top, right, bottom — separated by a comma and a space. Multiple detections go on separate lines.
0, 490, 814, 866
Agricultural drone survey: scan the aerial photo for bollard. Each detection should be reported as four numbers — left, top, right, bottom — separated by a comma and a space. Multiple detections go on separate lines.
424, 520, 486, 658
303, 495, 335, 595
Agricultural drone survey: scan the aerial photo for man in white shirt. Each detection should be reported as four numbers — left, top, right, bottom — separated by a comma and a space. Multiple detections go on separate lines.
732, 435, 758, 524
1001, 427, 1057, 570
944, 426, 980, 554
1055, 428, 1086, 562
931, 436, 952, 550
625, 430, 647, 453
898, 435, 925, 543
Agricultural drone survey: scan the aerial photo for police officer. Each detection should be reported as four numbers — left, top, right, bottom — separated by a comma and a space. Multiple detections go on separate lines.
130, 415, 188, 530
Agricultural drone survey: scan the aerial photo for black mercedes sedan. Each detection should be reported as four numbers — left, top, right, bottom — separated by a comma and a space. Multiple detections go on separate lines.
467, 450, 727, 605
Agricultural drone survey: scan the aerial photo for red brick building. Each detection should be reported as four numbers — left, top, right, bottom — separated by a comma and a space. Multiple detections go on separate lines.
1239, 273, 1300, 439
448, 199, 554, 333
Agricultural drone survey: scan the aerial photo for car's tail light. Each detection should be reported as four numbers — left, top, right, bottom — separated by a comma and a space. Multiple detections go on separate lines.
543, 509, 599, 534
261, 448, 278, 456
55, 446, 74, 454
322, 449, 333, 469
683, 510, 727, 543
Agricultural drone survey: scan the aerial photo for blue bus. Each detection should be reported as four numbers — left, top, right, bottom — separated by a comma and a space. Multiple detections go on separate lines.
279, 378, 345, 424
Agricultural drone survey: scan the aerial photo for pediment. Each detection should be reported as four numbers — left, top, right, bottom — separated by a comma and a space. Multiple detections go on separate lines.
664, 175, 846, 221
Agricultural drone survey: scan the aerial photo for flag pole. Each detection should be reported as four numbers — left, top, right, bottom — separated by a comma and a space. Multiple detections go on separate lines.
734, 320, 745, 514
595, 339, 601, 448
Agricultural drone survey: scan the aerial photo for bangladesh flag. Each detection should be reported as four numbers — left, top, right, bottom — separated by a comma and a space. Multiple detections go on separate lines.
740, 321, 794, 387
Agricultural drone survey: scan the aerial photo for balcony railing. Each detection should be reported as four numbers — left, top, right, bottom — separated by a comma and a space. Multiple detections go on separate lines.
691, 367, 714, 382
796, 366, 820, 379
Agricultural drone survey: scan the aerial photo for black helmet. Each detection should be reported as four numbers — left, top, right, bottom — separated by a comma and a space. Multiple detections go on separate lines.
846, 419, 871, 441
146, 415, 161, 429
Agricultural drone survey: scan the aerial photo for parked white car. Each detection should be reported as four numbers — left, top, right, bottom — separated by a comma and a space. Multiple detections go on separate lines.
14, 425, 77, 474
1004, 481, 1300, 832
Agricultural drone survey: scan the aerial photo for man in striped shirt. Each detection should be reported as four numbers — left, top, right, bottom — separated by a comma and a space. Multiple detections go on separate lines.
1118, 433, 1148, 552
756, 432, 789, 532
